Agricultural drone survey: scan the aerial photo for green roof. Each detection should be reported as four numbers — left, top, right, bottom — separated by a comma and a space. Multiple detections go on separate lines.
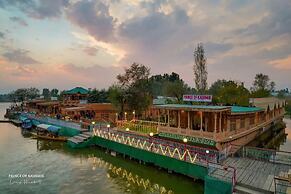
154, 104, 229, 111
64, 87, 89, 95
154, 104, 264, 113
230, 106, 264, 113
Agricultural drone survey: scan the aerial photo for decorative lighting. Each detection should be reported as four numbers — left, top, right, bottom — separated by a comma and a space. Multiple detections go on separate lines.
149, 132, 154, 137
107, 124, 110, 128
125, 112, 127, 115
206, 150, 209, 154
229, 136, 232, 139
125, 128, 130, 131
92, 121, 95, 125
133, 111, 135, 114
183, 138, 188, 143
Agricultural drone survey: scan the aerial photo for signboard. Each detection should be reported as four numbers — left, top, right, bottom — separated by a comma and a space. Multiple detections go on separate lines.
183, 95, 212, 102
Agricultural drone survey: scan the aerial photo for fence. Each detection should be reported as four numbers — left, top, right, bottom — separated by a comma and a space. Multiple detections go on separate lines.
274, 176, 291, 194
94, 127, 220, 165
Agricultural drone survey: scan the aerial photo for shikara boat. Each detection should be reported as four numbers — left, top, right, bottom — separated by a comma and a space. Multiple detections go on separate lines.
32, 124, 67, 142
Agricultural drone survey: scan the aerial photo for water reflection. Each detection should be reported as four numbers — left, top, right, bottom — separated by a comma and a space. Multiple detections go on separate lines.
88, 156, 174, 194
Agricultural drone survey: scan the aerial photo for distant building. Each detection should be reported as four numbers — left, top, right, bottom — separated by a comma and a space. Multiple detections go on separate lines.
63, 87, 89, 106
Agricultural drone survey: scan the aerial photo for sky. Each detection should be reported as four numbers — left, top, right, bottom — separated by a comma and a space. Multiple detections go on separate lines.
0, 0, 291, 93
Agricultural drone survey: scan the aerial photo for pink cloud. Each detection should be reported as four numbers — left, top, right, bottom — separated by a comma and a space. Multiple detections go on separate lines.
269, 55, 291, 70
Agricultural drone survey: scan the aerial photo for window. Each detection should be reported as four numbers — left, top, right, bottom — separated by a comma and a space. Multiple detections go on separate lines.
230, 120, 236, 131
250, 117, 255, 125
240, 118, 245, 129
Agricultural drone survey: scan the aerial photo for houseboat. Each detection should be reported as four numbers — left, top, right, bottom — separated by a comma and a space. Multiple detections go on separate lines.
32, 124, 67, 141
143, 97, 286, 152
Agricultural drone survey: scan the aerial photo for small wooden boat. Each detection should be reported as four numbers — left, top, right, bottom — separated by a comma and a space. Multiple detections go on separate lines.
32, 124, 67, 142
31, 132, 67, 141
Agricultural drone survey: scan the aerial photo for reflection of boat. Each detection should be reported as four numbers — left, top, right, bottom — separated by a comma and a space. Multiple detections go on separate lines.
32, 124, 67, 142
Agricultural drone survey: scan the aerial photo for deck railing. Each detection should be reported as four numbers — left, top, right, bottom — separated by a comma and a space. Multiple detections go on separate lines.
94, 127, 219, 164
116, 120, 165, 134
232, 144, 291, 165
93, 127, 237, 190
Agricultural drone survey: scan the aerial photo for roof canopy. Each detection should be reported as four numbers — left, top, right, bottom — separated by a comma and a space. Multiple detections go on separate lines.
37, 124, 61, 133
154, 104, 264, 114
64, 87, 89, 95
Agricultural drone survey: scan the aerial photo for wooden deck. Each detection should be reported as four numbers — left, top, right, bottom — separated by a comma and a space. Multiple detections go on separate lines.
222, 157, 291, 193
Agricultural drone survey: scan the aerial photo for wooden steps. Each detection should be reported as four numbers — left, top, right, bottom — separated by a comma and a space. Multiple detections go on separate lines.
67, 131, 92, 145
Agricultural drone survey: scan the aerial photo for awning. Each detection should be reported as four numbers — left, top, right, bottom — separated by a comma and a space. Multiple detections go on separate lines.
47, 126, 61, 133
37, 124, 51, 130
37, 124, 61, 133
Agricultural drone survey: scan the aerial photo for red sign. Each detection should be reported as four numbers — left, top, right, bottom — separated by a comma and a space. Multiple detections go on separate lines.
183, 95, 212, 102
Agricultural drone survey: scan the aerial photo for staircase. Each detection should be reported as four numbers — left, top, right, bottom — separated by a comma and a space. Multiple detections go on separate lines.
68, 130, 92, 145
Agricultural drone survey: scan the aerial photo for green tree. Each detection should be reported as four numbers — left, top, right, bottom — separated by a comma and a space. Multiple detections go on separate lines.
108, 85, 127, 115
109, 63, 151, 116
251, 73, 275, 97
88, 89, 109, 103
9, 88, 40, 102
42, 88, 50, 99
50, 89, 59, 97
209, 80, 250, 106
165, 80, 191, 102
193, 43, 208, 93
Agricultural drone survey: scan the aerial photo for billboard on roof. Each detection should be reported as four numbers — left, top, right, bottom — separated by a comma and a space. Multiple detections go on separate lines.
183, 95, 212, 102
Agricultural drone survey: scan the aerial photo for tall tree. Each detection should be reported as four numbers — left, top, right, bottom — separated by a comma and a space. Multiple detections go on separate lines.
193, 43, 208, 93
251, 73, 275, 97
165, 80, 191, 102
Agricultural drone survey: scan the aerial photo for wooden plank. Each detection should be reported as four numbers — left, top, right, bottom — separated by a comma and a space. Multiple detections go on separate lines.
263, 175, 274, 191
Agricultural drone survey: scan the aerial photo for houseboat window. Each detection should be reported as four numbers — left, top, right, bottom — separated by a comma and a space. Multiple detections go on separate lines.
250, 117, 255, 125
240, 118, 245, 129
230, 120, 236, 131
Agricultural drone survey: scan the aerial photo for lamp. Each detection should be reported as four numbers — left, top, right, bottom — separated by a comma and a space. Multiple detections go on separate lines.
149, 132, 154, 137
126, 128, 130, 131
183, 138, 188, 143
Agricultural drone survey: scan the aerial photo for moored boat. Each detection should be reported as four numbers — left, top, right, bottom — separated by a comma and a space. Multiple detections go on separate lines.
32, 124, 67, 142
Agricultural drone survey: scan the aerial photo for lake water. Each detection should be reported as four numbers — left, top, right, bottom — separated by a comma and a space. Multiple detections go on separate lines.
0, 103, 203, 194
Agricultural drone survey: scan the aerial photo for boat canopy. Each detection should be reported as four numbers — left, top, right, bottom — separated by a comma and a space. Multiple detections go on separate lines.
47, 125, 61, 133
37, 124, 61, 133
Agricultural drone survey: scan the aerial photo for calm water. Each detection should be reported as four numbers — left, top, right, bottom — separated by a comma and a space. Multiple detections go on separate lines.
0, 103, 203, 194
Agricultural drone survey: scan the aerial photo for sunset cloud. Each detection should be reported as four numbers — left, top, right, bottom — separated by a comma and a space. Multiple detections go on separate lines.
0, 0, 291, 93
270, 55, 291, 70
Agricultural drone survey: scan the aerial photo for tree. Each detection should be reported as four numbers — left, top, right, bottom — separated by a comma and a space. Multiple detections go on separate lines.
193, 43, 208, 93
50, 89, 59, 97
108, 85, 127, 115
251, 73, 275, 98
42, 88, 50, 99
88, 89, 109, 103
109, 63, 151, 116
149, 72, 193, 97
209, 80, 250, 106
9, 88, 40, 102
165, 80, 191, 102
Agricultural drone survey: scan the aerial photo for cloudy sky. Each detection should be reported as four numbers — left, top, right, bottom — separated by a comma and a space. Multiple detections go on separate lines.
0, 0, 291, 93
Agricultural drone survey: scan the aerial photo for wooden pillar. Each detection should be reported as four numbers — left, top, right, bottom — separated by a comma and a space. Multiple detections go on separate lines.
158, 109, 160, 125
219, 112, 222, 133
187, 111, 190, 129
167, 110, 170, 126
200, 112, 203, 131
178, 110, 181, 128
214, 112, 217, 133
